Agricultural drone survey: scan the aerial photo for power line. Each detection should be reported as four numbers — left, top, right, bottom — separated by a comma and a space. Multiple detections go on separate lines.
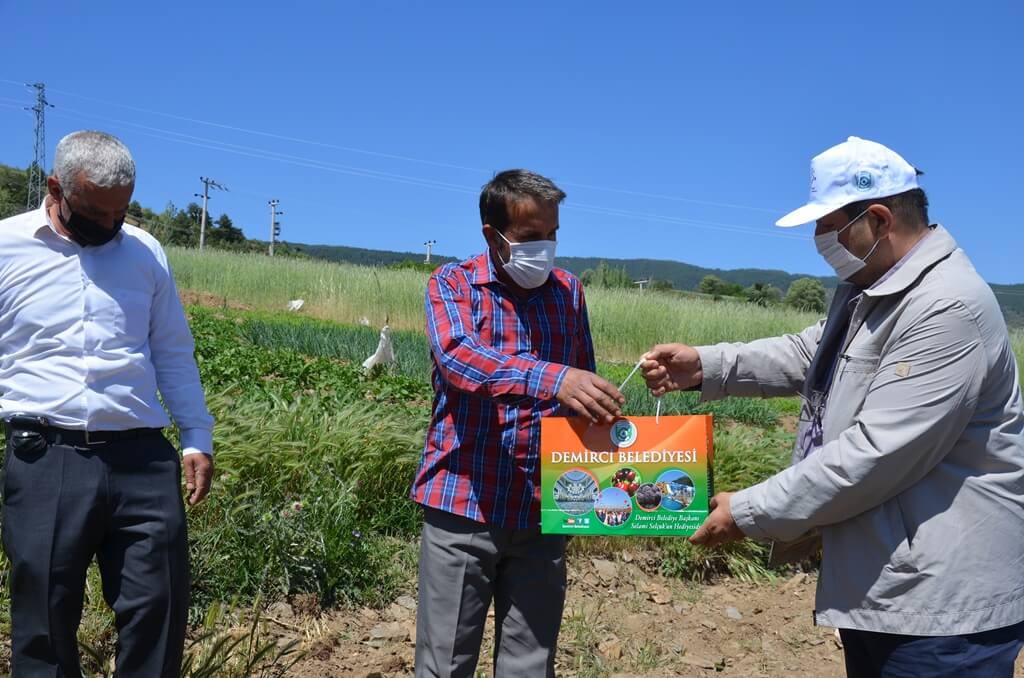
45, 105, 805, 242
2, 80, 784, 213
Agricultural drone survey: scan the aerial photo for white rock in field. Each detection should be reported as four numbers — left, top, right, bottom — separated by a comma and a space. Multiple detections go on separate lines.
359, 316, 371, 326
286, 299, 305, 312
363, 325, 395, 371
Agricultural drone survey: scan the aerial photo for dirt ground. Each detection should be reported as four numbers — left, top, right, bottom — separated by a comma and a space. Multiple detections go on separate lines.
259, 552, 1024, 678
282, 560, 841, 677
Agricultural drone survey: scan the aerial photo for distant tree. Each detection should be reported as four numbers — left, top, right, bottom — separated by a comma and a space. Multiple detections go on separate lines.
745, 282, 782, 307
0, 164, 31, 219
209, 213, 246, 246
581, 261, 634, 289
784, 277, 827, 313
699, 275, 725, 295
649, 278, 674, 292
147, 202, 198, 246
698, 274, 743, 298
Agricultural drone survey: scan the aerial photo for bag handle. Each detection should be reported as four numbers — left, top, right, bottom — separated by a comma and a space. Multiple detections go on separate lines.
617, 358, 663, 423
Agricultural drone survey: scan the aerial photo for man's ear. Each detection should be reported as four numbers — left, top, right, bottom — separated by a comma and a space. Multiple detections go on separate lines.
868, 204, 895, 238
482, 224, 500, 250
46, 176, 62, 201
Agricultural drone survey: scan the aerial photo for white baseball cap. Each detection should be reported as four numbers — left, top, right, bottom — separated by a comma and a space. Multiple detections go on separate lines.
776, 136, 921, 228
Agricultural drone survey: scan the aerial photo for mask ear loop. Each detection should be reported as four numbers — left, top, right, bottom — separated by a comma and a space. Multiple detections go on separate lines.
492, 229, 514, 266
618, 358, 664, 425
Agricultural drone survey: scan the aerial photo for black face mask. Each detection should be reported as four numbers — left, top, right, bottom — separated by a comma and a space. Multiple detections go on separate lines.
58, 196, 123, 247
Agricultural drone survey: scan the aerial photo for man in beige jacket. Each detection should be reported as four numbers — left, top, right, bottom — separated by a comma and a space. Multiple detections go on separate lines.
643, 137, 1024, 677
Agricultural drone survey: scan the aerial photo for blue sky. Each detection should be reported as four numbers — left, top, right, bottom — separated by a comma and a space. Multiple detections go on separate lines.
1, 1, 1021, 283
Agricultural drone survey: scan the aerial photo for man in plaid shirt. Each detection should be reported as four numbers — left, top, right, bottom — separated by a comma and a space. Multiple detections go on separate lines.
412, 170, 624, 677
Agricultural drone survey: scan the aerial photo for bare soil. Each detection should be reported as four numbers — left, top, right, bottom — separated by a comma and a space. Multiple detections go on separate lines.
265, 554, 1024, 678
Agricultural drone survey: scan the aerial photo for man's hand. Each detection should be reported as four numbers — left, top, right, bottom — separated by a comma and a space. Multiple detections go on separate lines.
183, 453, 214, 506
689, 492, 745, 547
641, 343, 703, 396
555, 367, 626, 424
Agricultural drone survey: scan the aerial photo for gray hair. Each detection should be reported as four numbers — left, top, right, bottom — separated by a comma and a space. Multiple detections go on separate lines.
54, 130, 136, 196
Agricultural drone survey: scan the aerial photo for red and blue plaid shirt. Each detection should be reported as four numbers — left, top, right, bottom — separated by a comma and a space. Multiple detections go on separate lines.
411, 252, 596, 529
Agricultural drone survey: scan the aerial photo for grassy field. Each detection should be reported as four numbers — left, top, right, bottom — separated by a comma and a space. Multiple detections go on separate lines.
169, 247, 1024, 366
167, 248, 823, 363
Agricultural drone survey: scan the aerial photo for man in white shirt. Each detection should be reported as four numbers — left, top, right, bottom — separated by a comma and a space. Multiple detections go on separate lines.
0, 130, 214, 677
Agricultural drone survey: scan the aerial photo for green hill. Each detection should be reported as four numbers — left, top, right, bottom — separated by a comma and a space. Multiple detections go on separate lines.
992, 285, 1024, 327
293, 243, 838, 294
293, 243, 459, 268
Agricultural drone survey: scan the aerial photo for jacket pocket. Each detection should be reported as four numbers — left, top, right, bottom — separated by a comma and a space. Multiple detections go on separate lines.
839, 353, 880, 375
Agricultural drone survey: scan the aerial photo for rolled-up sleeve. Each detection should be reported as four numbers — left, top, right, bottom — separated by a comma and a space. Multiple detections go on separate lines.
148, 247, 215, 456
731, 300, 985, 541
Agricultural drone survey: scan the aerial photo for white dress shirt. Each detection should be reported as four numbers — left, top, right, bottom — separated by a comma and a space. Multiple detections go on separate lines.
0, 201, 213, 456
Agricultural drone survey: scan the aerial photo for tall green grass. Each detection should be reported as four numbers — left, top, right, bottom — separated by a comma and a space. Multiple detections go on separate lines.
169, 246, 1024, 370
167, 248, 823, 364
583, 288, 820, 362
236, 311, 791, 425
169, 248, 426, 330
241, 312, 435, 382
183, 309, 429, 610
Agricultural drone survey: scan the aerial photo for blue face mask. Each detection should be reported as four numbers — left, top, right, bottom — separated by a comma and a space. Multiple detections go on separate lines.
58, 194, 122, 247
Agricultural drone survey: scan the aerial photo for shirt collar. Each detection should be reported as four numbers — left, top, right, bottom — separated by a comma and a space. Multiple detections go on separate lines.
863, 225, 956, 297
470, 251, 500, 286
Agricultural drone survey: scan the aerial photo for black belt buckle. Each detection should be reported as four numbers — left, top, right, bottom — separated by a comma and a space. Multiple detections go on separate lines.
83, 430, 110, 446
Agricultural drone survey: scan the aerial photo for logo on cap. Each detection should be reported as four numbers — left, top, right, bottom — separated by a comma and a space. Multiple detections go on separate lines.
854, 171, 874, 192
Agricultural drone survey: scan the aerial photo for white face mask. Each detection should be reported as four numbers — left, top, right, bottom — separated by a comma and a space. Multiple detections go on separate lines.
815, 208, 881, 280
495, 231, 556, 289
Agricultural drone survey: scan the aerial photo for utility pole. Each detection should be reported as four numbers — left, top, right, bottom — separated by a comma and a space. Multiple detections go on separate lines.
26, 82, 53, 210
424, 239, 437, 264
195, 176, 227, 250
268, 199, 282, 256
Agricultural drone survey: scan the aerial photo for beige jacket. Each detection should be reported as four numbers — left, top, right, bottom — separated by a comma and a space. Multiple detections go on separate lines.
698, 225, 1024, 635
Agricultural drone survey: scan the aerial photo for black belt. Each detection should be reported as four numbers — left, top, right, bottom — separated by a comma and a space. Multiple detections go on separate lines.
6, 426, 162, 447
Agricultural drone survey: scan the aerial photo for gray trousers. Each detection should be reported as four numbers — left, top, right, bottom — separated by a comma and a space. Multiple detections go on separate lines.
1, 430, 190, 678
415, 506, 567, 678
